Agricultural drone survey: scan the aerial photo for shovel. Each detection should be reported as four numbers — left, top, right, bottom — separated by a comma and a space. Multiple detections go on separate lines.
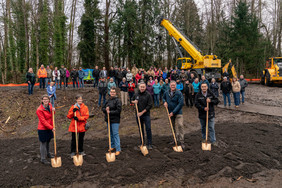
165, 106, 183, 152
135, 104, 149, 156
202, 102, 211, 151
106, 113, 116, 162
51, 110, 62, 168
73, 112, 83, 166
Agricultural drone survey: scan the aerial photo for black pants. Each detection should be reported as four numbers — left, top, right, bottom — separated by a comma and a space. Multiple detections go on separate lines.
71, 132, 85, 153
185, 93, 193, 107
136, 115, 152, 145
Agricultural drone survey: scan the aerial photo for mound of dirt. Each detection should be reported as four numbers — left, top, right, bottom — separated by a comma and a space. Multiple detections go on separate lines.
0, 122, 281, 187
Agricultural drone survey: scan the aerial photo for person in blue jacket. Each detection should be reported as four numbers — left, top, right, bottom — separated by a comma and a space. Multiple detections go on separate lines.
176, 79, 183, 92
78, 67, 86, 88
199, 75, 210, 91
153, 79, 161, 107
163, 81, 185, 149
47, 82, 56, 107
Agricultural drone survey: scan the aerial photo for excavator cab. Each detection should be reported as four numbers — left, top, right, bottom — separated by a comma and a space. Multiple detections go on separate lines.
177, 58, 192, 70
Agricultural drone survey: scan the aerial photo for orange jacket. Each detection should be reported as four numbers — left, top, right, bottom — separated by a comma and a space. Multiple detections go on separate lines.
37, 68, 47, 78
67, 103, 89, 132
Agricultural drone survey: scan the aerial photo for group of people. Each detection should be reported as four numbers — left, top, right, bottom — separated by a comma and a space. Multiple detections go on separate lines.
26, 65, 86, 95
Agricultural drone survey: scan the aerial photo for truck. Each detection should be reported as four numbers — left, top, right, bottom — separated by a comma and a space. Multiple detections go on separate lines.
261, 57, 282, 86
159, 17, 221, 80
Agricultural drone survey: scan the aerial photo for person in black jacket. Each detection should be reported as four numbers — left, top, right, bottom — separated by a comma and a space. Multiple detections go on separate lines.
195, 83, 219, 145
92, 66, 100, 88
98, 77, 107, 107
109, 67, 116, 80
132, 82, 153, 149
210, 78, 219, 97
70, 68, 78, 88
26, 68, 36, 95
220, 77, 232, 107
102, 87, 122, 156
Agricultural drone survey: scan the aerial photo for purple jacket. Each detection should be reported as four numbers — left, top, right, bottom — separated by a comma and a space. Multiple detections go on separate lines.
146, 85, 154, 96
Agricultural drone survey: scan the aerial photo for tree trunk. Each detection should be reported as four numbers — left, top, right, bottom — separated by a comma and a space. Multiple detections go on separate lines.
104, 0, 110, 70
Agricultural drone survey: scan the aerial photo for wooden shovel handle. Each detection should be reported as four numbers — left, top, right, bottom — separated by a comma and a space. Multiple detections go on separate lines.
74, 112, 79, 155
52, 110, 57, 157
165, 106, 178, 146
206, 102, 209, 144
107, 112, 112, 152
135, 104, 144, 146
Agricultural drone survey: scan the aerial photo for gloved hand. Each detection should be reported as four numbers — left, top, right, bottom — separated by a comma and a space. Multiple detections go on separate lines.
73, 108, 79, 113
74, 116, 79, 121
85, 123, 90, 130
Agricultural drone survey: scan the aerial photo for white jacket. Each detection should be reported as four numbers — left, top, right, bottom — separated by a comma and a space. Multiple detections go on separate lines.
52, 70, 61, 81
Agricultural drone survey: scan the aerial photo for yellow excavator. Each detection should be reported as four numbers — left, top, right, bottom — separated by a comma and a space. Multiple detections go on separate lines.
222, 59, 238, 79
261, 57, 282, 86
159, 17, 221, 80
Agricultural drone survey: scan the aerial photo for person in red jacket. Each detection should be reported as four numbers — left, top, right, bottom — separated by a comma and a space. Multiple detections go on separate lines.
135, 71, 142, 85
67, 95, 89, 157
36, 94, 55, 165
128, 79, 136, 106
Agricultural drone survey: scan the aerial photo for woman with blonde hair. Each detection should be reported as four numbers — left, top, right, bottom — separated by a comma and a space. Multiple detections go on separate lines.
232, 77, 241, 108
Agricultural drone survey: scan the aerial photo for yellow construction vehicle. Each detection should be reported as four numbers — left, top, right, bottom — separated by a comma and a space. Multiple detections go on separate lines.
159, 17, 221, 80
261, 57, 282, 86
222, 59, 238, 79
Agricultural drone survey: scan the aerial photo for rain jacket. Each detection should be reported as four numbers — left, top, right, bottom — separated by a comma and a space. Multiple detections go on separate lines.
37, 68, 47, 78
36, 103, 54, 130
67, 103, 89, 132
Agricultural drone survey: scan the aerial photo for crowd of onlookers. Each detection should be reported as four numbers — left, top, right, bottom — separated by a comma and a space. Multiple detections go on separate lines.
26, 64, 248, 108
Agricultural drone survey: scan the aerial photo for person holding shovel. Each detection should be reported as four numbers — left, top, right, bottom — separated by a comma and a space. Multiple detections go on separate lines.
67, 95, 89, 158
102, 87, 122, 156
36, 95, 55, 165
163, 81, 185, 149
132, 82, 153, 149
195, 83, 219, 146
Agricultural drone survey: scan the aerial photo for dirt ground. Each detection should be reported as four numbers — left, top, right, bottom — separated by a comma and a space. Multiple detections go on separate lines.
0, 84, 281, 187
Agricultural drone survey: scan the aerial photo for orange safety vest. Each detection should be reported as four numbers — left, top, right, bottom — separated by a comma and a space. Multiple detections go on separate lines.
37, 68, 47, 78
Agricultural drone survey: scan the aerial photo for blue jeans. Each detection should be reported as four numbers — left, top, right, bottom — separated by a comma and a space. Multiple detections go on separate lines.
154, 94, 160, 107
39, 78, 46, 89
93, 77, 99, 87
223, 93, 231, 106
136, 115, 152, 145
98, 93, 106, 106
240, 91, 245, 103
72, 78, 78, 88
55, 78, 60, 88
200, 117, 216, 143
79, 78, 84, 88
233, 92, 240, 106
45, 78, 51, 87
28, 83, 34, 95
50, 96, 55, 107
107, 123, 121, 151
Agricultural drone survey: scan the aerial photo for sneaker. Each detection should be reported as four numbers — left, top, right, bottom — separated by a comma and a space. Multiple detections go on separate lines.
115, 151, 121, 156
79, 151, 86, 156
41, 159, 50, 165
70, 152, 76, 158
47, 153, 54, 158
235, 106, 239, 108
147, 145, 153, 150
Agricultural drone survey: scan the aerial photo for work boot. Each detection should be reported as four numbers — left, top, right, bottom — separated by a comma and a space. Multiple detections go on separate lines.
41, 159, 50, 165
147, 145, 153, 150
47, 153, 54, 158
79, 151, 86, 156
212, 142, 218, 147
70, 152, 76, 158
115, 151, 121, 156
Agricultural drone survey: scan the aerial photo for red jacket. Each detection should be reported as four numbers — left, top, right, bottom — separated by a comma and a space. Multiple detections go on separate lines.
36, 103, 54, 130
128, 82, 135, 92
135, 73, 141, 83
67, 103, 89, 133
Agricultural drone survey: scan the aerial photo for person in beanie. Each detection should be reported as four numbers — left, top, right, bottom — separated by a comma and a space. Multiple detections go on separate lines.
67, 95, 89, 157
98, 77, 107, 107
184, 79, 194, 107
195, 83, 219, 146
132, 82, 153, 149
102, 87, 122, 156
119, 78, 128, 105
128, 79, 135, 106
70, 67, 79, 88
26, 68, 36, 95
36, 95, 55, 165
47, 82, 57, 107
163, 81, 185, 149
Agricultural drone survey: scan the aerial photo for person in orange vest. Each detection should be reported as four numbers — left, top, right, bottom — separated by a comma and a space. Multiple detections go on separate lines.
37, 64, 47, 89
67, 95, 89, 157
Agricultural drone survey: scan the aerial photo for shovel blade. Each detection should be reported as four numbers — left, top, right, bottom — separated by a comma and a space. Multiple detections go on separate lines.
51, 157, 62, 168
140, 146, 149, 156
106, 152, 116, 163
73, 155, 83, 166
202, 143, 211, 151
173, 146, 183, 152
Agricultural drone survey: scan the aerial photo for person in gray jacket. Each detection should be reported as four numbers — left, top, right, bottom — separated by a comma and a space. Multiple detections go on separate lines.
239, 75, 248, 104
78, 67, 85, 88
